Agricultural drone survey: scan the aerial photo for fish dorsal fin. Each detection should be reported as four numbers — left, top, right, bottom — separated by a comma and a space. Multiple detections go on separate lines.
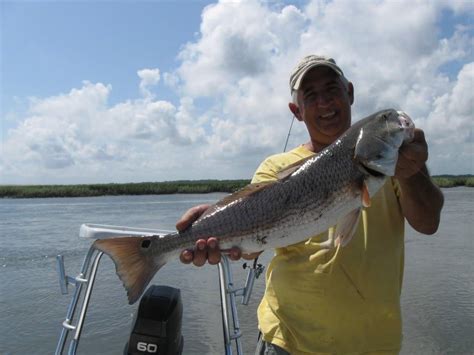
217, 181, 275, 207
198, 181, 275, 220
198, 154, 315, 221
276, 154, 315, 180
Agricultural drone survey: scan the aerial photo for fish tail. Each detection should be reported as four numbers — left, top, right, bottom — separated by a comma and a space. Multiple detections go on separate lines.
93, 237, 166, 304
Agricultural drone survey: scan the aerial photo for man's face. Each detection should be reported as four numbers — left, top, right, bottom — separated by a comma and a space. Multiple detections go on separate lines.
294, 66, 353, 148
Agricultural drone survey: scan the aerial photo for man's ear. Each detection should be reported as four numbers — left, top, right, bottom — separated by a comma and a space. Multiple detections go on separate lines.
288, 102, 303, 121
348, 82, 354, 105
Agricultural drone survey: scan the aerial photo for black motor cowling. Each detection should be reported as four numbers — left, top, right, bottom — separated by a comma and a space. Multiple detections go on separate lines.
125, 285, 183, 355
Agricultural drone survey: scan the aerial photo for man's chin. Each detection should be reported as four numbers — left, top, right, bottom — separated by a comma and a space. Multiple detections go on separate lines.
319, 122, 345, 138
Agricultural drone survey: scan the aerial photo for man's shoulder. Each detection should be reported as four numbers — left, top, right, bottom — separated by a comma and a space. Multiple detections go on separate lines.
252, 146, 314, 183
261, 146, 313, 167
260, 151, 294, 166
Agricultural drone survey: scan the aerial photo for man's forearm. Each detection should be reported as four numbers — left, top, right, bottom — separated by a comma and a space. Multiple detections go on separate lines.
397, 165, 444, 235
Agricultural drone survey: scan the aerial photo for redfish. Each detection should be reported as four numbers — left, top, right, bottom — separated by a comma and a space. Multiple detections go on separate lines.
94, 109, 415, 304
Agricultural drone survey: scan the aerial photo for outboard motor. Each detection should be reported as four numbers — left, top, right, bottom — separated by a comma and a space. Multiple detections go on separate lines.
125, 285, 183, 355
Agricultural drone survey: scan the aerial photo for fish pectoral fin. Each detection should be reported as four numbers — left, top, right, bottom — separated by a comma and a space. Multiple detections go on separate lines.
94, 237, 165, 304
362, 181, 371, 207
334, 208, 361, 247
318, 228, 336, 249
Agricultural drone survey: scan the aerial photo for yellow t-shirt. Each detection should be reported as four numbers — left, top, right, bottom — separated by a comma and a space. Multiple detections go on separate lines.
252, 145, 405, 355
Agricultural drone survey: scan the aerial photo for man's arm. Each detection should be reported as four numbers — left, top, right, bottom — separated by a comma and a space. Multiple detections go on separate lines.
395, 129, 444, 234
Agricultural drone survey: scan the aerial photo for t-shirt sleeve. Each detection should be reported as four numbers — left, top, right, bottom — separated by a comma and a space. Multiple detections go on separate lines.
251, 157, 279, 184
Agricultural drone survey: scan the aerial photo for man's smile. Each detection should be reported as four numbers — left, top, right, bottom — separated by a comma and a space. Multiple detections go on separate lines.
319, 111, 337, 120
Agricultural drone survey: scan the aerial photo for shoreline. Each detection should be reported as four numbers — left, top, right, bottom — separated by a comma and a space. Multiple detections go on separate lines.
1, 176, 472, 199
0, 180, 250, 199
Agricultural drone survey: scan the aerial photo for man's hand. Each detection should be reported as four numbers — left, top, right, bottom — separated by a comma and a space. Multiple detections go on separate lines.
395, 128, 428, 179
393, 127, 444, 234
176, 204, 259, 266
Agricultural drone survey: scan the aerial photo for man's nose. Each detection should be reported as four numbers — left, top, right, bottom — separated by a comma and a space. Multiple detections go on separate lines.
315, 93, 332, 107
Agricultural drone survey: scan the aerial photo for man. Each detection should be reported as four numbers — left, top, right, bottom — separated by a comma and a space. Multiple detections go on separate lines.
177, 55, 444, 354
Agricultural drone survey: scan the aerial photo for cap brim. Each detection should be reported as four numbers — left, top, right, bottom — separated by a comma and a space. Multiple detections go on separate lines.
292, 63, 343, 91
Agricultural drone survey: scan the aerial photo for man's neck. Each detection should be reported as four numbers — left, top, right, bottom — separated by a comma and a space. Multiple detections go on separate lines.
303, 141, 328, 153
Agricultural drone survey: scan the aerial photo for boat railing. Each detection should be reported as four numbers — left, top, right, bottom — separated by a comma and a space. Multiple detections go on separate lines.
55, 223, 264, 355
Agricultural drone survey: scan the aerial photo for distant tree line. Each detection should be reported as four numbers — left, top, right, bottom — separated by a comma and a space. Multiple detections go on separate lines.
0, 180, 250, 198
431, 175, 474, 188
0, 176, 472, 198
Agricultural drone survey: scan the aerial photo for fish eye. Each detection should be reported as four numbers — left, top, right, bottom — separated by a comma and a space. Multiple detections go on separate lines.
141, 239, 151, 248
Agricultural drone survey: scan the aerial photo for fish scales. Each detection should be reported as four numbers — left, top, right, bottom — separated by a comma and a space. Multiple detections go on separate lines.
94, 109, 416, 304
151, 136, 364, 256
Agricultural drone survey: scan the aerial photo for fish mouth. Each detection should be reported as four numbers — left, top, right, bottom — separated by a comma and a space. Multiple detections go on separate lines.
396, 110, 415, 142
359, 164, 386, 177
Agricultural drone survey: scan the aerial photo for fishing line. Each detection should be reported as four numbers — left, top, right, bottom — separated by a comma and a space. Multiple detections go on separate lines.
283, 115, 296, 152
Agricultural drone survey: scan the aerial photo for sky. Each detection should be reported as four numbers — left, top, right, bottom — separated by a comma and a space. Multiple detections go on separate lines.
1, 0, 473, 185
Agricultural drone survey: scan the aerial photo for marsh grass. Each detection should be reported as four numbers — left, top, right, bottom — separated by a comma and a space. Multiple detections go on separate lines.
432, 175, 473, 188
1, 175, 472, 198
0, 180, 250, 198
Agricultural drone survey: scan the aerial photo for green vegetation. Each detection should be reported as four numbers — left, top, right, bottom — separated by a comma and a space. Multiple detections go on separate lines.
1, 175, 472, 198
0, 180, 251, 198
431, 175, 474, 188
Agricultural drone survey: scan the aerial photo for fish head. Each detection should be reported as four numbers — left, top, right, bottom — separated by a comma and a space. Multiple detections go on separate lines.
354, 109, 415, 177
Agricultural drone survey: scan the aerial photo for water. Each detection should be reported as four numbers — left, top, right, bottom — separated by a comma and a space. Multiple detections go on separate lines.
0, 189, 472, 354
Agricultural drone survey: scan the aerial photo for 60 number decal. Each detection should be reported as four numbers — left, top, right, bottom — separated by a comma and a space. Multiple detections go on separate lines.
137, 341, 158, 353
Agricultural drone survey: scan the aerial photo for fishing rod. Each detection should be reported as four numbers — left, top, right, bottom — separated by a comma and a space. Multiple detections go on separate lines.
283, 115, 296, 152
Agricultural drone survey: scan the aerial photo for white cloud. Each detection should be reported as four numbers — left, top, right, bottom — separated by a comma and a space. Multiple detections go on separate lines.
137, 68, 161, 98
173, 0, 474, 173
422, 62, 474, 174
0, 77, 208, 184
442, 0, 474, 15
1, 0, 473, 184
